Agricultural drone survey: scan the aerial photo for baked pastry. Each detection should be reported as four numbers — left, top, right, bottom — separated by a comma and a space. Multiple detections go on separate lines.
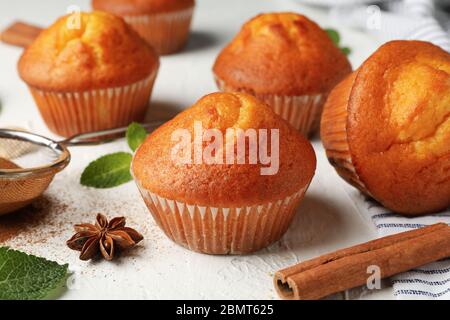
321, 40, 450, 216
213, 12, 352, 137
132, 92, 316, 254
18, 11, 159, 137
92, 0, 195, 55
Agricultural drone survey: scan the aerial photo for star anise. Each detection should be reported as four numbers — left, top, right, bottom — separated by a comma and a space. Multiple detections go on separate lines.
67, 214, 144, 261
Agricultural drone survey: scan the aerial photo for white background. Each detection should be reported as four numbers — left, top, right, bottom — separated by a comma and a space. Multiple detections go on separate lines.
0, 0, 392, 299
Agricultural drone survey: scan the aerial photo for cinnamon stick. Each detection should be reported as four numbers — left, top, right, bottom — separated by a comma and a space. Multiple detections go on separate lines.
274, 223, 450, 300
1, 21, 42, 48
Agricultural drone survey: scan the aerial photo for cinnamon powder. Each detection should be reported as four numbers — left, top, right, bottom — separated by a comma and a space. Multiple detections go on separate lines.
0, 197, 67, 244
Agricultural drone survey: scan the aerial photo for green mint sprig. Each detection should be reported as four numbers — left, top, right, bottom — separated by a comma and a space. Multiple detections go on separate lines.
80, 152, 133, 188
126, 122, 148, 152
325, 28, 352, 56
0, 247, 68, 300
80, 122, 148, 189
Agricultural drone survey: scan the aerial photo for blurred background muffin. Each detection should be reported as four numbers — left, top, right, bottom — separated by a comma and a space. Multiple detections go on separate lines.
92, 0, 195, 55
132, 92, 316, 254
213, 12, 352, 137
321, 40, 450, 216
18, 11, 159, 137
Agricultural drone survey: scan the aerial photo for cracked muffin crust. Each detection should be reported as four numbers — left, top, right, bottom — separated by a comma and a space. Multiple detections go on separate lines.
321, 40, 450, 215
132, 92, 316, 254
213, 13, 352, 136
213, 12, 351, 97
132, 92, 316, 207
18, 11, 159, 91
18, 11, 159, 137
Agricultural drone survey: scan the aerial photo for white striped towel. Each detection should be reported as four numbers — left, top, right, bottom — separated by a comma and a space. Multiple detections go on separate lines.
298, 0, 450, 299
296, 0, 450, 300
352, 0, 450, 299
326, 0, 450, 300
365, 198, 450, 300
329, 0, 450, 52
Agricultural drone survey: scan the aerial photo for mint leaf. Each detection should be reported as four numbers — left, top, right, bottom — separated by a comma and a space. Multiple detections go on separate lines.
0, 247, 68, 300
325, 28, 351, 56
126, 122, 147, 152
325, 28, 340, 46
80, 123, 145, 188
80, 152, 133, 188
341, 47, 352, 56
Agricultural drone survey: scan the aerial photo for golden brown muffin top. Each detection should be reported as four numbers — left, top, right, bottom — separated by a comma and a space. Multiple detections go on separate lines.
213, 13, 352, 96
348, 40, 450, 214
132, 92, 316, 207
18, 11, 159, 92
92, 0, 195, 15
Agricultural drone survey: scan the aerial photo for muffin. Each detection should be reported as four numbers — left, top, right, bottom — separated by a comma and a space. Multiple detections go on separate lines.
132, 92, 316, 254
92, 0, 195, 55
213, 13, 352, 137
18, 11, 159, 137
321, 40, 450, 216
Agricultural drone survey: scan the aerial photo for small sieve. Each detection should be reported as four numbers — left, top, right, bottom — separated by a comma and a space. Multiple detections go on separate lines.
0, 121, 164, 216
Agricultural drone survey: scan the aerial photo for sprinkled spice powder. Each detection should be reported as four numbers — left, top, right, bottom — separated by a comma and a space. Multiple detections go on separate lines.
0, 197, 68, 244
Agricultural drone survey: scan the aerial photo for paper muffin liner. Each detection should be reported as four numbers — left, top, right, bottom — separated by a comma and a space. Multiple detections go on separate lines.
27, 71, 157, 137
124, 7, 194, 55
135, 181, 308, 255
320, 76, 371, 196
215, 76, 327, 137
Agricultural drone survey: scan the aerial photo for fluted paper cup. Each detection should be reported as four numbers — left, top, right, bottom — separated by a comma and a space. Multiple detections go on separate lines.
215, 76, 327, 137
135, 181, 308, 255
124, 7, 194, 55
28, 71, 157, 137
320, 73, 371, 195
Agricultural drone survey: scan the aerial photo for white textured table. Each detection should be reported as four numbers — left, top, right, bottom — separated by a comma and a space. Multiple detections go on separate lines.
0, 0, 392, 299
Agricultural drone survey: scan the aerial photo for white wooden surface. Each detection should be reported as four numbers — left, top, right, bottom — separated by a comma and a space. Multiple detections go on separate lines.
0, 0, 393, 299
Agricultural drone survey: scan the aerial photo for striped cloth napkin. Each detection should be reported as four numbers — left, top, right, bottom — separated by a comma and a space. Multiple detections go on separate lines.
326, 0, 450, 300
329, 0, 450, 52
365, 198, 450, 300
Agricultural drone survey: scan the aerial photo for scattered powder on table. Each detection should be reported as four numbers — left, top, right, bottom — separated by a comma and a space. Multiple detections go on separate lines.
1, 160, 152, 253
0, 196, 68, 244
